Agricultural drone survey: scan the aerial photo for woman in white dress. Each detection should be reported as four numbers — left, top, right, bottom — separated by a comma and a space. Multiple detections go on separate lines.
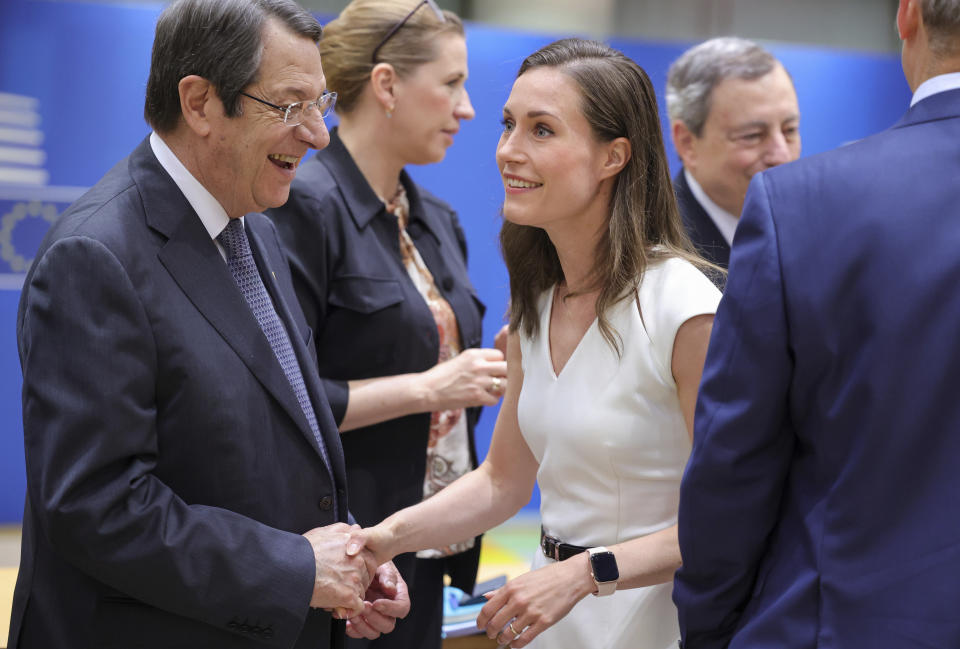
350, 38, 722, 648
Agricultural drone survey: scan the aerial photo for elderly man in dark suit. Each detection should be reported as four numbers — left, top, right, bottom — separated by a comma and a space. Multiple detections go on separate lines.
674, 1, 960, 647
666, 37, 800, 284
8, 1, 408, 647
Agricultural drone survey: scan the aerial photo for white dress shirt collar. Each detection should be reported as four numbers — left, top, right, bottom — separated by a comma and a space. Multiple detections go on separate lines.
910, 72, 960, 106
149, 132, 238, 249
683, 168, 739, 247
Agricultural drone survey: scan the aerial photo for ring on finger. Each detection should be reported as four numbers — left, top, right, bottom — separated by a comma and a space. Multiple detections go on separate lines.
489, 376, 503, 394
509, 621, 520, 637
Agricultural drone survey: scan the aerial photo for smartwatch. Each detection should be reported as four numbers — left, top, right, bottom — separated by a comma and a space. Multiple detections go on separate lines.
587, 546, 619, 596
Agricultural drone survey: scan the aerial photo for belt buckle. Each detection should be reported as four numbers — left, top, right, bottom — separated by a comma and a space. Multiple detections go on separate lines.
542, 533, 561, 561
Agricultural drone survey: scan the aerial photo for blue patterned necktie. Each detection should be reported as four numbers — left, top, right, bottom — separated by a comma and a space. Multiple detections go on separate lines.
217, 219, 335, 504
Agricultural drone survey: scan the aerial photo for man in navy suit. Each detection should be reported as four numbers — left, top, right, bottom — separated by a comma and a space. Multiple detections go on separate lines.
674, 1, 960, 647
9, 0, 407, 647
666, 37, 800, 282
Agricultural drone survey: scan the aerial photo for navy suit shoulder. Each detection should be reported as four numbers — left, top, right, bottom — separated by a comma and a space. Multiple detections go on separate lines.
760, 89, 960, 298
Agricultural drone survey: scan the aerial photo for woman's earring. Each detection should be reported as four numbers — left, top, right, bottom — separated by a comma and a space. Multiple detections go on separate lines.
386, 104, 395, 119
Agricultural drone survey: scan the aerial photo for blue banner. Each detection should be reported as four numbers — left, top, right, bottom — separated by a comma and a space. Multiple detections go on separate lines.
0, 0, 911, 522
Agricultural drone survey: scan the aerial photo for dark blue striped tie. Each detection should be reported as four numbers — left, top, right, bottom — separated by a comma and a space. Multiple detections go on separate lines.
218, 219, 335, 507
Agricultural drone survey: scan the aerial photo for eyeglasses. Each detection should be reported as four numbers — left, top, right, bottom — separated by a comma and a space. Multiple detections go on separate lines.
371, 0, 445, 64
239, 91, 338, 126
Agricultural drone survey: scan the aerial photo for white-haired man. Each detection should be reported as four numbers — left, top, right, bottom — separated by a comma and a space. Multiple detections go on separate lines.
667, 37, 800, 284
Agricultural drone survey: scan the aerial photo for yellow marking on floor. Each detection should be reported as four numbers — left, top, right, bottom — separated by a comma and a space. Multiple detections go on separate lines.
1, 566, 16, 647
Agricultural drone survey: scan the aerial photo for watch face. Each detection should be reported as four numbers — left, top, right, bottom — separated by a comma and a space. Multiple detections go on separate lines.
590, 551, 619, 583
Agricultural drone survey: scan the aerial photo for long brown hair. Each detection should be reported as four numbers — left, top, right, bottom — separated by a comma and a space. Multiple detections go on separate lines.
500, 38, 719, 352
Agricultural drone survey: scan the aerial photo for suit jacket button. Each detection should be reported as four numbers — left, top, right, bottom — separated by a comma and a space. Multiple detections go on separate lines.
318, 495, 333, 510
441, 276, 454, 291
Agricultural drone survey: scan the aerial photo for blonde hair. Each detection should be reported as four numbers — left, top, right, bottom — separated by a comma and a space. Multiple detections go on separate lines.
319, 0, 464, 114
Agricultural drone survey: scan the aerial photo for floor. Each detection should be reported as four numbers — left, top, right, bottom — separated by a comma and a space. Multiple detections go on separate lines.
0, 514, 540, 648
0, 526, 19, 648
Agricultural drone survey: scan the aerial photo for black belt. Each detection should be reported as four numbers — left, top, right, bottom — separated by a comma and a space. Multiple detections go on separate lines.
540, 527, 591, 561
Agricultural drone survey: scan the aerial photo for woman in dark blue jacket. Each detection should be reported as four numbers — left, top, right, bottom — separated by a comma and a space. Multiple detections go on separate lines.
265, 2, 505, 648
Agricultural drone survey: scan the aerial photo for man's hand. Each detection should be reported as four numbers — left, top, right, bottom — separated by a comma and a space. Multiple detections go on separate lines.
345, 561, 411, 640
302, 523, 376, 614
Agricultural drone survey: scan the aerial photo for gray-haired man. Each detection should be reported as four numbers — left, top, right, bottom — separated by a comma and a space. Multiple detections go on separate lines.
667, 37, 800, 281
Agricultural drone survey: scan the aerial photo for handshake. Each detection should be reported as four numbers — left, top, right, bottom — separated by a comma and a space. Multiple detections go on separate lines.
302, 522, 405, 640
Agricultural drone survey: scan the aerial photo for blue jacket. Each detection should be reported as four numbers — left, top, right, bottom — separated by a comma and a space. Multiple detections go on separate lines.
675, 88, 960, 648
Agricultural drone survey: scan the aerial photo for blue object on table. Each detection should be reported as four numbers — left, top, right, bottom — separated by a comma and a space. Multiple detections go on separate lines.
441, 575, 508, 638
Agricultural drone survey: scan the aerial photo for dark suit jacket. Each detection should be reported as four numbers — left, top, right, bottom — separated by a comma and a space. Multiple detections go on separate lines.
675, 88, 960, 648
10, 137, 348, 649
674, 168, 730, 287
266, 129, 483, 592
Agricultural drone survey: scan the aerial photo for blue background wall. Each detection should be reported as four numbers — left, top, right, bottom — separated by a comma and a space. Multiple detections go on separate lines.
0, 0, 910, 522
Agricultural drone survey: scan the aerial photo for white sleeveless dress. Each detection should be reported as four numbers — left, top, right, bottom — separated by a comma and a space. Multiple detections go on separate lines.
517, 257, 721, 649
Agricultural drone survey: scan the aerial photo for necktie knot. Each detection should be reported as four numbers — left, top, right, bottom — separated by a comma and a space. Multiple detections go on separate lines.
217, 218, 250, 260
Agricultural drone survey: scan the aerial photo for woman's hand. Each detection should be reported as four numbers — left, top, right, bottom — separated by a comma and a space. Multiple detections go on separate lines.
341, 341, 510, 431
475, 553, 596, 648
420, 347, 507, 411
346, 523, 396, 568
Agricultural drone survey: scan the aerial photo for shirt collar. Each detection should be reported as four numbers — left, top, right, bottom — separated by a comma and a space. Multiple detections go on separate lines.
911, 72, 960, 107
683, 168, 739, 246
149, 131, 238, 242
319, 128, 439, 242
317, 128, 384, 230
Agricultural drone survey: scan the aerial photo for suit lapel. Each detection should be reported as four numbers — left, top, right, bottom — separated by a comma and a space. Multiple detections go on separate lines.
675, 169, 731, 269
130, 140, 323, 459
247, 218, 347, 481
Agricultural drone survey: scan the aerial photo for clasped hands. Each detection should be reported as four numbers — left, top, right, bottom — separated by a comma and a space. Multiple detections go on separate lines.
305, 520, 586, 645
335, 525, 592, 648
302, 523, 410, 640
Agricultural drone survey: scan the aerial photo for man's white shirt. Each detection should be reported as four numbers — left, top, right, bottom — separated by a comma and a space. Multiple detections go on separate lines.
150, 131, 237, 261
684, 168, 739, 246
911, 71, 960, 106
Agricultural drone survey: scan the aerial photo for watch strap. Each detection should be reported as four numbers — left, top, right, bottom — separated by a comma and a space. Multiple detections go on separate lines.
588, 546, 618, 596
